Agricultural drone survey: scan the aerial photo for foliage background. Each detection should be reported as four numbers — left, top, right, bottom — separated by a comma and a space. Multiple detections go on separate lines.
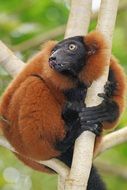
0, 0, 127, 189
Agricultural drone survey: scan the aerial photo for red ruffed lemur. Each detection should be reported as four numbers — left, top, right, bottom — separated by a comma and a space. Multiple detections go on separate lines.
0, 31, 126, 190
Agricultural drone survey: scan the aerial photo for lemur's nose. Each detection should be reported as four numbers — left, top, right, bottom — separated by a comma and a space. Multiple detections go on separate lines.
49, 55, 56, 62
49, 54, 57, 69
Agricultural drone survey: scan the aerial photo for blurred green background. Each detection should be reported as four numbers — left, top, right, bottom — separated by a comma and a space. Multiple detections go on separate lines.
0, 0, 127, 190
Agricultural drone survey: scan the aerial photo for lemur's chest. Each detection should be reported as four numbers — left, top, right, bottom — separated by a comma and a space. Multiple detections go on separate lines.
63, 83, 87, 103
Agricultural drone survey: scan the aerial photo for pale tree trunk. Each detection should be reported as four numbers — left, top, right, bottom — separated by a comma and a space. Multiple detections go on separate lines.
64, 0, 92, 38
64, 0, 119, 190
63, 1, 93, 189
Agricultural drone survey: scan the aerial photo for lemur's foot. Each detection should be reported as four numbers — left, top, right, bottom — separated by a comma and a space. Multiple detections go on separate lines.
59, 100, 85, 152
55, 121, 79, 152
79, 94, 119, 129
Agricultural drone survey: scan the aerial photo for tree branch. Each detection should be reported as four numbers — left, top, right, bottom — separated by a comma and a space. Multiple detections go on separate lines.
64, 1, 93, 189
1, 126, 127, 168
95, 126, 127, 157
64, 0, 119, 190
12, 25, 66, 52
0, 41, 25, 77
11, 1, 127, 52
95, 161, 127, 180
64, 0, 92, 38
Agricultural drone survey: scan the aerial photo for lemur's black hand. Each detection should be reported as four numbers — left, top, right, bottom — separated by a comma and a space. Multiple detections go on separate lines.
79, 95, 119, 123
77, 122, 103, 136
76, 81, 119, 136
104, 80, 117, 97
59, 80, 117, 151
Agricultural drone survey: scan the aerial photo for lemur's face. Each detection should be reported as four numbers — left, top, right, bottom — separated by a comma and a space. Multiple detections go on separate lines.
49, 36, 88, 77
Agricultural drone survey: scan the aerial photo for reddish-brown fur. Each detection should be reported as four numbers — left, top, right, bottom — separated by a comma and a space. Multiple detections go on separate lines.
0, 31, 126, 173
103, 56, 126, 130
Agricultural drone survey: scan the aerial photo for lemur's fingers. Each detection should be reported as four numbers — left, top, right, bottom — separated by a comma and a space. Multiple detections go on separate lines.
80, 113, 109, 123
77, 123, 103, 136
98, 93, 109, 101
79, 98, 119, 124
104, 81, 117, 97
81, 116, 109, 125
80, 105, 106, 117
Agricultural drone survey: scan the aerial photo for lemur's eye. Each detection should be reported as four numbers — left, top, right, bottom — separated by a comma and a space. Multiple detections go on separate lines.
68, 44, 77, 51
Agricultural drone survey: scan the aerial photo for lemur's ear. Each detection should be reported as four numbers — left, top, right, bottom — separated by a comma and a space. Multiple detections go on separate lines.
84, 31, 108, 57
87, 43, 98, 56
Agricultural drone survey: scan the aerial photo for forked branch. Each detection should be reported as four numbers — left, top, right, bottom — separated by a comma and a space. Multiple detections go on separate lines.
64, 0, 119, 189
0, 1, 124, 190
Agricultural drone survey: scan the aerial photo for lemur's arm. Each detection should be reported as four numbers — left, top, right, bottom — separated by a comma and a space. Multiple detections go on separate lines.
79, 57, 126, 134
58, 55, 126, 154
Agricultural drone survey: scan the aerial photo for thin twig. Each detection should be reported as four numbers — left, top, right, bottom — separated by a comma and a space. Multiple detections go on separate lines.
12, 25, 66, 52
0, 41, 25, 77
95, 161, 127, 180
95, 127, 127, 157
